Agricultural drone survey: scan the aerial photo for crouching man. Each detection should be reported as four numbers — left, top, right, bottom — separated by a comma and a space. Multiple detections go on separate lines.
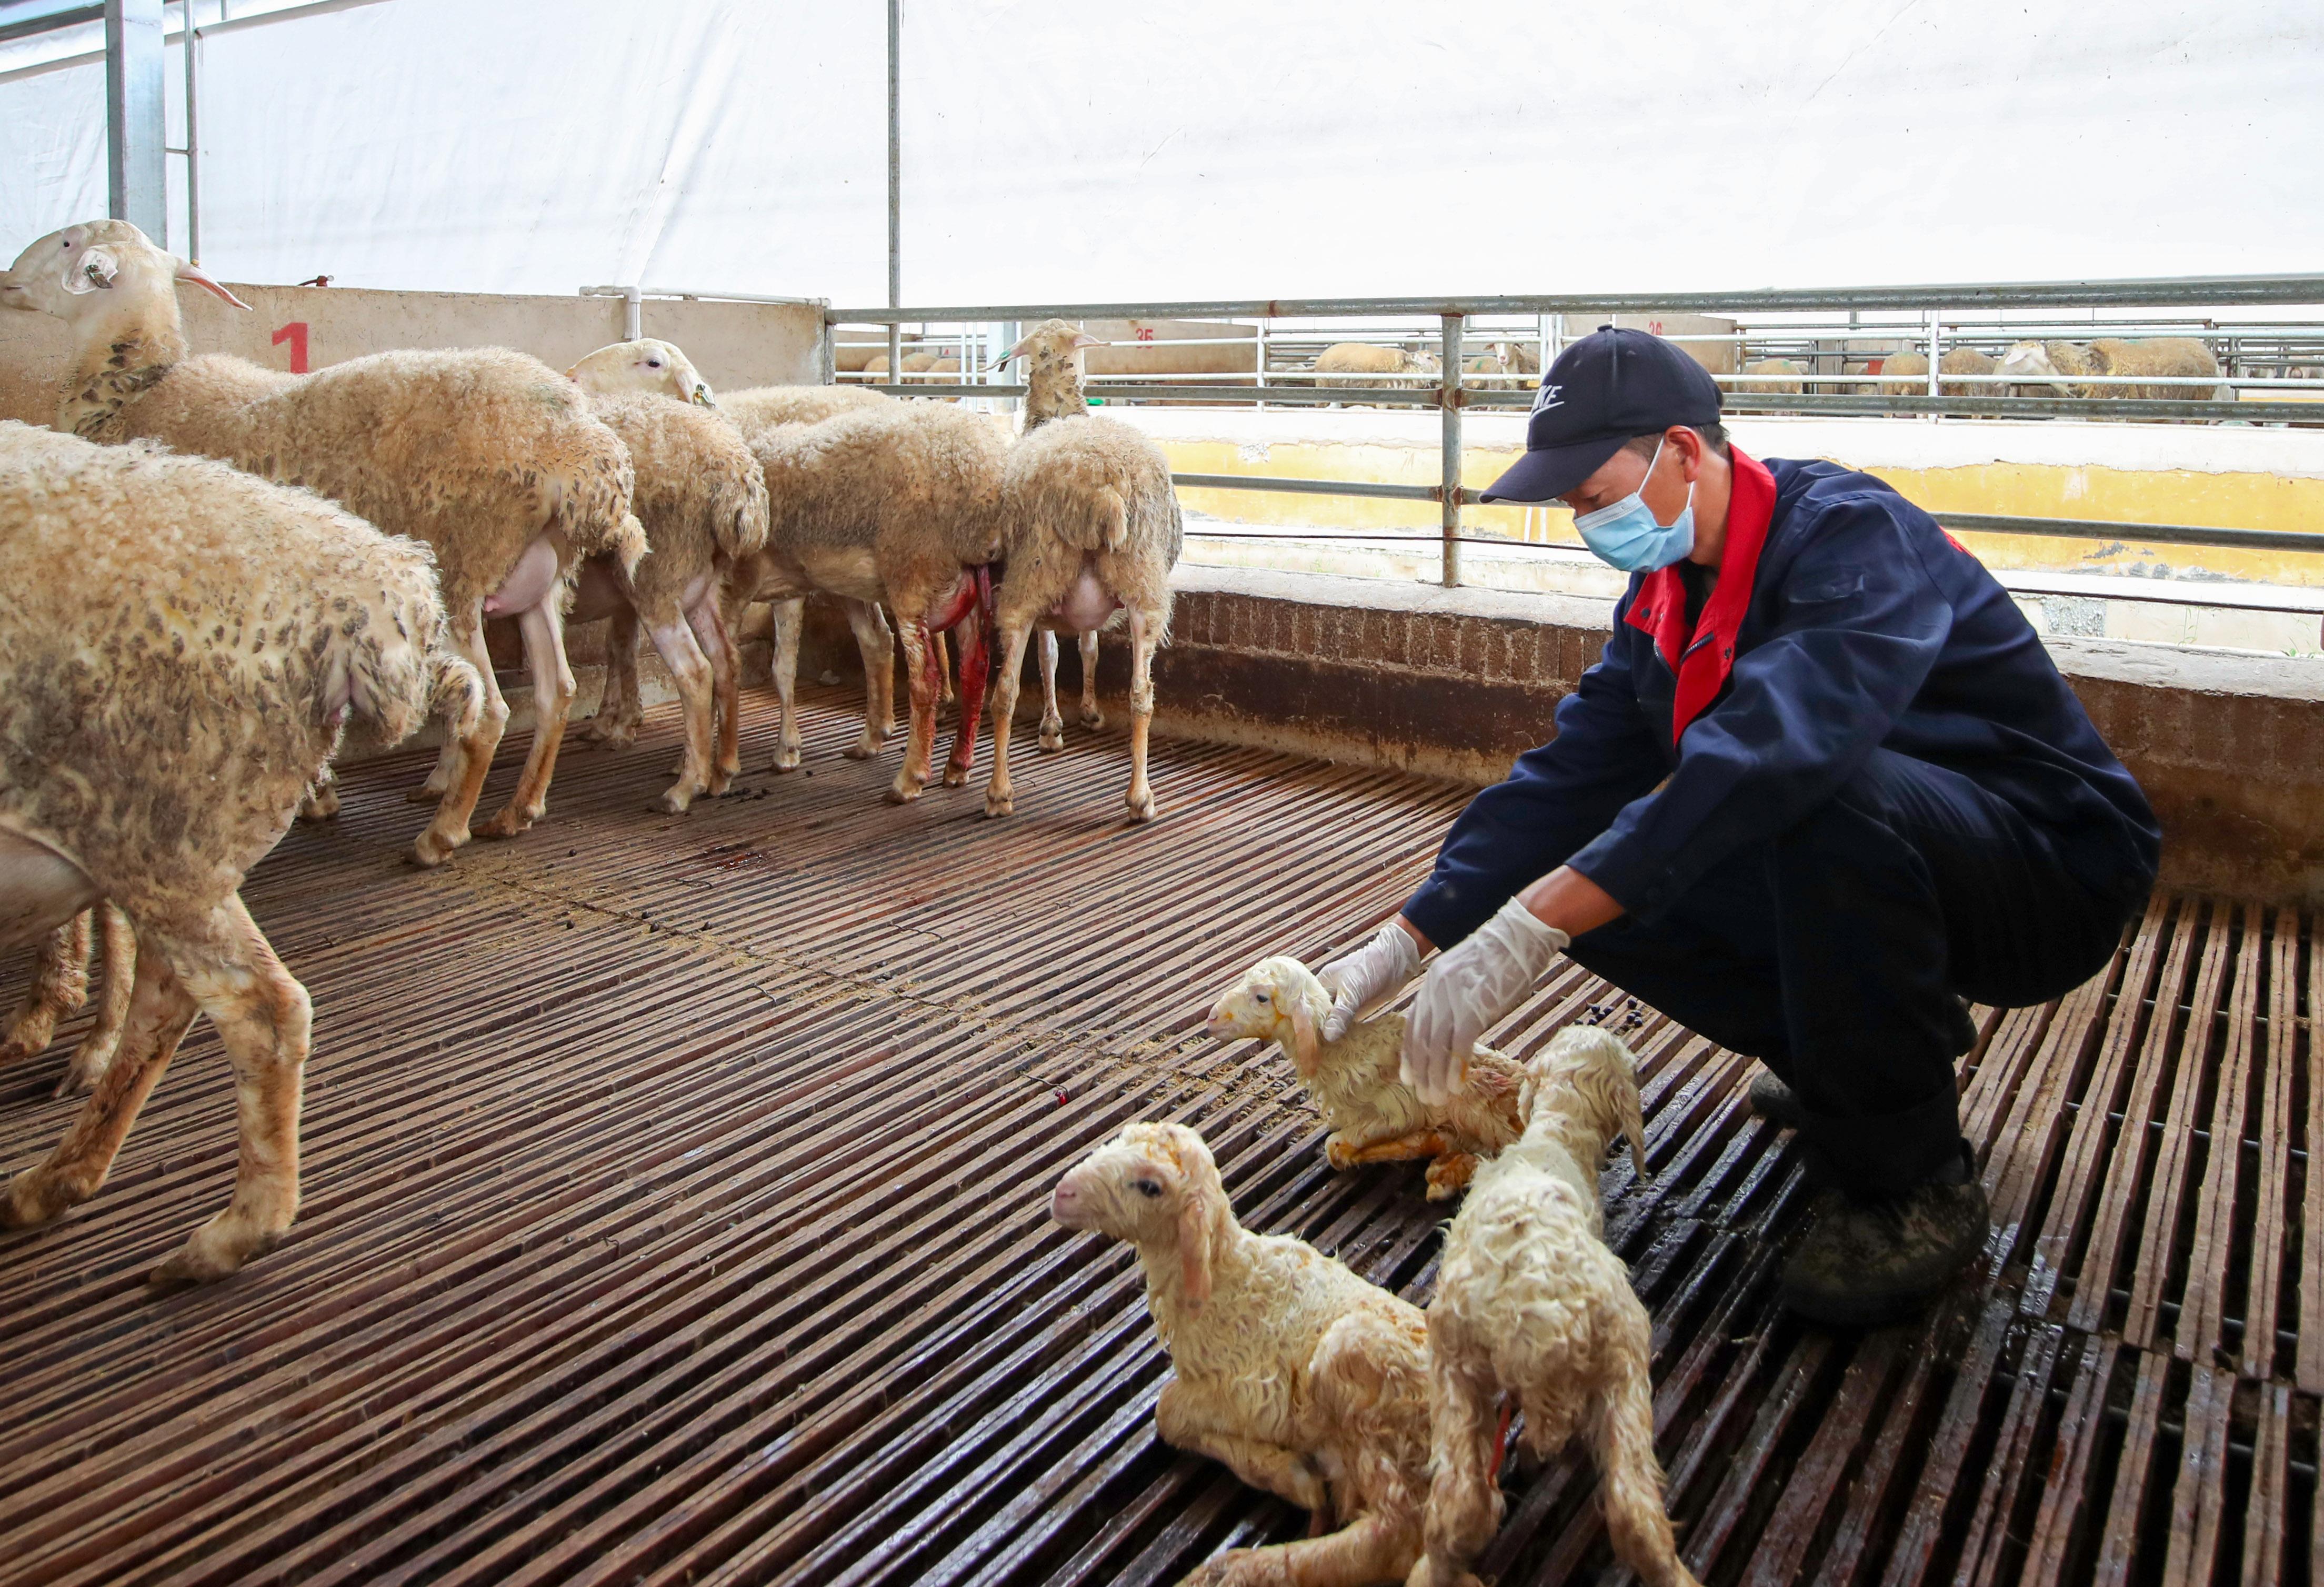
1319, 327, 2158, 1326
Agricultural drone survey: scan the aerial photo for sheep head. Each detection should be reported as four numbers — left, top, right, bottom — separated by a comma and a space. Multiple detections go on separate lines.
1997, 340, 2073, 397
1205, 956, 1328, 1077
0, 219, 248, 323
1051, 1122, 1229, 1309
568, 338, 715, 406
1518, 1025, 1646, 1167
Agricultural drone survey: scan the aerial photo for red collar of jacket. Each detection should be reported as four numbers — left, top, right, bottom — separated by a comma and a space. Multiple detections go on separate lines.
1621, 446, 1778, 746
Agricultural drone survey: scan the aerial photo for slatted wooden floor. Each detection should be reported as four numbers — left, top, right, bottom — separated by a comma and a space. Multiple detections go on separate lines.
0, 688, 2313, 1585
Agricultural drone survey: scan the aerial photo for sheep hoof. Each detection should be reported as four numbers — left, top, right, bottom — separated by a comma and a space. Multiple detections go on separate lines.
408, 828, 463, 868
885, 778, 924, 805
475, 808, 532, 841
297, 787, 340, 822
1079, 707, 1106, 731
1037, 722, 1066, 753
1124, 788, 1156, 823
149, 1221, 275, 1288
841, 739, 878, 761
575, 718, 636, 749
4, 1167, 73, 1229
984, 790, 1014, 818
656, 786, 698, 815
941, 764, 970, 789
404, 782, 447, 806
772, 745, 803, 773
706, 767, 734, 798
53, 1054, 111, 1100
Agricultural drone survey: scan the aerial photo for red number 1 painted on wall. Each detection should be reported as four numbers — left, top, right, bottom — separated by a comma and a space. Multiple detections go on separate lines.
273, 322, 309, 374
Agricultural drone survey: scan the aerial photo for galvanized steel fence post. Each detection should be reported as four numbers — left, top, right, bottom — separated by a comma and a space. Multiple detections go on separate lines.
1440, 311, 1463, 587
885, 0, 903, 380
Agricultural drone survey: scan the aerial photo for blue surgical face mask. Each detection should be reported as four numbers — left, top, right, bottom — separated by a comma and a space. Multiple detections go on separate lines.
1571, 439, 1695, 572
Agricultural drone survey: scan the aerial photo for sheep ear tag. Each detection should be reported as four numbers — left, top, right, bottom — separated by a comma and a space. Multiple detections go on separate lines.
176, 260, 253, 311
64, 249, 118, 294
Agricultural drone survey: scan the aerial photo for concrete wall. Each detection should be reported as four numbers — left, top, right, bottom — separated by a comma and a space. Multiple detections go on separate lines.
787, 564, 2324, 905
0, 284, 823, 426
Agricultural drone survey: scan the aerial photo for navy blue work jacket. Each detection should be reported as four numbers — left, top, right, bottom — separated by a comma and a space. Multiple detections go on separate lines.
1401, 449, 2160, 946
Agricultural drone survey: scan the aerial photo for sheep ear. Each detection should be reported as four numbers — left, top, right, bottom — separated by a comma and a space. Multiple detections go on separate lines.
1288, 996, 1319, 1074
64, 248, 118, 294
990, 335, 1030, 367
176, 259, 252, 310
1176, 1195, 1214, 1310
1071, 333, 1104, 349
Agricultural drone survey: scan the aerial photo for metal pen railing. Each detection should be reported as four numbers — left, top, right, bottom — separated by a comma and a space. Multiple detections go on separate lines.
810, 274, 2324, 590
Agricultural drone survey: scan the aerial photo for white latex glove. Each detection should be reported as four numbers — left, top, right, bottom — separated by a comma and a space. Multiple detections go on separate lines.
1315, 920, 1423, 1042
1401, 897, 1570, 1106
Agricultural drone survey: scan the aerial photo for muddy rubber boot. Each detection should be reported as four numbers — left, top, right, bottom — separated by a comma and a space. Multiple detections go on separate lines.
1748, 1070, 1810, 1131
1779, 1152, 1988, 1328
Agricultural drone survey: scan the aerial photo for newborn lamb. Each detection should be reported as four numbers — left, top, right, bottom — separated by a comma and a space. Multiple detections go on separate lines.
1407, 1026, 1697, 1587
1207, 957, 1524, 1199
1053, 1122, 1430, 1586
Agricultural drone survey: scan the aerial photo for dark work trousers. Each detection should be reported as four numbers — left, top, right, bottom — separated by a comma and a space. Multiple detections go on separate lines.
1566, 747, 2138, 1198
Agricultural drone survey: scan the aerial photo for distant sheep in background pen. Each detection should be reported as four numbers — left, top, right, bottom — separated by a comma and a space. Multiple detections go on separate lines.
1878, 347, 2001, 399
1995, 337, 2221, 403
1737, 356, 1806, 395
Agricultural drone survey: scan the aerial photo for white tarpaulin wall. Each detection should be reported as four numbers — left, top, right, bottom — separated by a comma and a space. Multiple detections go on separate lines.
2, 0, 2319, 303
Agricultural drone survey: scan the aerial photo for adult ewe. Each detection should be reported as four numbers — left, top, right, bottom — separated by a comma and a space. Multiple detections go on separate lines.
1053, 1123, 1430, 1585
984, 410, 1182, 821
563, 350, 769, 811
0, 219, 641, 866
993, 318, 1113, 749
0, 422, 476, 1283
735, 403, 1007, 800
564, 344, 908, 774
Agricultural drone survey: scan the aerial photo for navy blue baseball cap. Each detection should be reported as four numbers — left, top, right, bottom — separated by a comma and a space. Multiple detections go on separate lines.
1478, 326, 1724, 504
